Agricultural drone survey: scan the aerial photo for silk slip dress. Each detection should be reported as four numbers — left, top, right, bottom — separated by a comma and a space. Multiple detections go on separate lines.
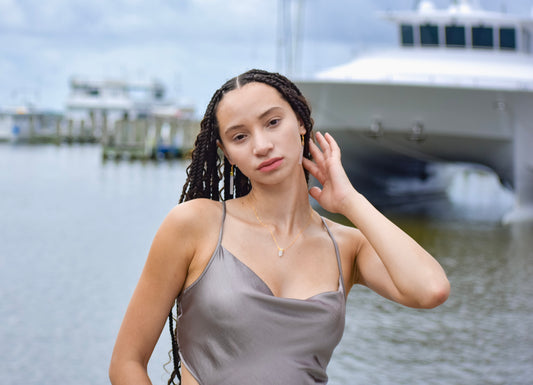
177, 202, 347, 385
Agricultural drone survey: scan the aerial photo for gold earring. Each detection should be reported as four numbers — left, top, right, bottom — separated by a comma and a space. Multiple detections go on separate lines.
298, 134, 305, 165
229, 164, 235, 196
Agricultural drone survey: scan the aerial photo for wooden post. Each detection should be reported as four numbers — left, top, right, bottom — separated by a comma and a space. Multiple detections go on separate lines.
55, 117, 61, 144
29, 114, 35, 141
102, 111, 108, 145
80, 119, 85, 143
89, 110, 95, 141
67, 119, 73, 142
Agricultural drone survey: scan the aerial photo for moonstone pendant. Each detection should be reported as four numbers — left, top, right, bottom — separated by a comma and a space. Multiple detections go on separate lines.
278, 249, 284, 257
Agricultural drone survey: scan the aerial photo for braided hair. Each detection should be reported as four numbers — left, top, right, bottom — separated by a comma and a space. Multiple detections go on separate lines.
167, 69, 314, 384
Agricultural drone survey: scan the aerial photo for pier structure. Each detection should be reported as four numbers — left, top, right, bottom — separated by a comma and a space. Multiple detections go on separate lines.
102, 113, 199, 161
0, 106, 67, 144
65, 77, 199, 159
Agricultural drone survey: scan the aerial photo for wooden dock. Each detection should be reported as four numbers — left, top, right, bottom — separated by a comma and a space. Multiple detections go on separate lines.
102, 116, 200, 161
0, 109, 200, 161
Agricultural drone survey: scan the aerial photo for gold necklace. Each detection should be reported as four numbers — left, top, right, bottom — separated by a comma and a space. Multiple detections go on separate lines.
251, 204, 313, 257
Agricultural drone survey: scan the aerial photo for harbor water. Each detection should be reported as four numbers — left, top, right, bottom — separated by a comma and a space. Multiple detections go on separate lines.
0, 144, 531, 385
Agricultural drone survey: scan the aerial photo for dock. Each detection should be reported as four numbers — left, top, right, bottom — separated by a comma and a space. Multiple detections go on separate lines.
1, 78, 201, 160
0, 108, 200, 160
102, 115, 200, 161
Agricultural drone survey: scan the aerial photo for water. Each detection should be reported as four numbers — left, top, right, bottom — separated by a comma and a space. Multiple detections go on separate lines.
1, 144, 532, 385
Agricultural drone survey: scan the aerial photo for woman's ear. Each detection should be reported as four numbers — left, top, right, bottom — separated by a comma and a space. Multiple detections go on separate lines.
216, 139, 233, 164
298, 120, 306, 136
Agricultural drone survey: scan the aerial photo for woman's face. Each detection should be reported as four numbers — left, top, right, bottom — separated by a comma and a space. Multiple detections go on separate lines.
216, 82, 306, 185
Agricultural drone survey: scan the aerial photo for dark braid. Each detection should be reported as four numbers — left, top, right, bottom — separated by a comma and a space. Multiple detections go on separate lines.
167, 69, 314, 384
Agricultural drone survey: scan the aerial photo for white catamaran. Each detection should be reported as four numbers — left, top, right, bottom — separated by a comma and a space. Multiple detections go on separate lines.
296, 0, 533, 222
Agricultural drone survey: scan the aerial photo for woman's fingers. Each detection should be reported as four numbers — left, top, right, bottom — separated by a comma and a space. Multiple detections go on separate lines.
323, 132, 340, 158
302, 157, 324, 185
306, 138, 326, 182
304, 131, 342, 187
308, 186, 322, 201
315, 132, 331, 158
308, 137, 324, 165
314, 132, 340, 162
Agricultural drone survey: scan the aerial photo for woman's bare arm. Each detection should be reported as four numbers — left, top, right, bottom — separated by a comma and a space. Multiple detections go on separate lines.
109, 200, 212, 384
304, 132, 450, 308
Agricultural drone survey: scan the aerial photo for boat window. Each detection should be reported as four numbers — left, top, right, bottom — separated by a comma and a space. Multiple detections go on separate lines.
420, 24, 439, 46
499, 27, 516, 50
472, 26, 493, 48
445, 25, 466, 47
88, 88, 100, 97
401, 24, 414, 46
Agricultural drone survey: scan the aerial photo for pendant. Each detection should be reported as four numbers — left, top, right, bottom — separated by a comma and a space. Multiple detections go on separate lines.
278, 249, 284, 257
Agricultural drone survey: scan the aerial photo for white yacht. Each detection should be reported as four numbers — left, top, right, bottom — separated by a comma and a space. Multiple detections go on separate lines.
65, 77, 194, 130
296, 0, 533, 221
65, 77, 197, 155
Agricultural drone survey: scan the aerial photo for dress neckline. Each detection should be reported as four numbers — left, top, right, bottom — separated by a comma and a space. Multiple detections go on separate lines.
221, 244, 344, 302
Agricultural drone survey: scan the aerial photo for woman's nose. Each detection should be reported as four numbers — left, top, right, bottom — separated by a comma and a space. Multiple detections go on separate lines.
252, 132, 273, 156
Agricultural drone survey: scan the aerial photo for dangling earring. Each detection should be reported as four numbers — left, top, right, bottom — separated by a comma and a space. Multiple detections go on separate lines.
298, 134, 305, 165
229, 164, 235, 196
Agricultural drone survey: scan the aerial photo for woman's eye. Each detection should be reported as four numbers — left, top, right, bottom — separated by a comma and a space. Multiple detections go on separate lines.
233, 134, 246, 142
269, 118, 280, 126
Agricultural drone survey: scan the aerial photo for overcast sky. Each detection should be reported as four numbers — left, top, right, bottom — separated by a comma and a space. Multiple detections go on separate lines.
1, 0, 530, 115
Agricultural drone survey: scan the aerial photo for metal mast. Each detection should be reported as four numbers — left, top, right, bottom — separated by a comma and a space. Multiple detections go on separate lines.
277, 0, 305, 76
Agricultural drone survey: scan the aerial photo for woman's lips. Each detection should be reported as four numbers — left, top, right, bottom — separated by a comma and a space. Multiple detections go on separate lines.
258, 157, 283, 172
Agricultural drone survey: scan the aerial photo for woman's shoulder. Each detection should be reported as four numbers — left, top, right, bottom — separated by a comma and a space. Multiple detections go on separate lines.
320, 215, 364, 251
321, 215, 360, 235
170, 198, 222, 214
165, 198, 224, 235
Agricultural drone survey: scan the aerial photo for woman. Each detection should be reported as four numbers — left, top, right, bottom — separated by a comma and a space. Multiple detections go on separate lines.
109, 69, 450, 385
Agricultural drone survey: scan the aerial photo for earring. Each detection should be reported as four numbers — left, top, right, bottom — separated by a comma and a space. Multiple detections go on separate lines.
229, 164, 235, 196
298, 134, 305, 165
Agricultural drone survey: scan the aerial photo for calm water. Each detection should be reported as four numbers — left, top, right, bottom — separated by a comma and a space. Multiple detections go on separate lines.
1, 144, 532, 385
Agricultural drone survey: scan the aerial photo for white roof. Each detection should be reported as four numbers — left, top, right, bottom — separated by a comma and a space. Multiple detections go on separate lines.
69, 77, 164, 91
382, 0, 533, 26
316, 48, 533, 91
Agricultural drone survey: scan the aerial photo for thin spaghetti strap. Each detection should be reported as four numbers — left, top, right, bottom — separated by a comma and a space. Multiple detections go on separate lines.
321, 217, 346, 294
217, 201, 227, 246
180, 201, 227, 297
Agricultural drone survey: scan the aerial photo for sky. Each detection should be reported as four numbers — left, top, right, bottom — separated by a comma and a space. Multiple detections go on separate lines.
1, 0, 531, 116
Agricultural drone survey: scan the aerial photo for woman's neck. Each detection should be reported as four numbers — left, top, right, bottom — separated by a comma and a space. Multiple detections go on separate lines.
242, 176, 312, 231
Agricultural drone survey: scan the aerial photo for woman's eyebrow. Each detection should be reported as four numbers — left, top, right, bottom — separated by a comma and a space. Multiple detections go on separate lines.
223, 124, 244, 135
258, 106, 283, 120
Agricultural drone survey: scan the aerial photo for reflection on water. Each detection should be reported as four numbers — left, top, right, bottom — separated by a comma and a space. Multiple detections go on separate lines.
0, 144, 531, 385
329, 213, 533, 385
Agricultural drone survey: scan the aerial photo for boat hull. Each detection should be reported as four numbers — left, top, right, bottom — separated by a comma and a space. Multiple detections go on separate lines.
295, 80, 527, 207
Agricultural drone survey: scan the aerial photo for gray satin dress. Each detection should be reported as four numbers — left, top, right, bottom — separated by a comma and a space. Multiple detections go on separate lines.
177, 202, 346, 385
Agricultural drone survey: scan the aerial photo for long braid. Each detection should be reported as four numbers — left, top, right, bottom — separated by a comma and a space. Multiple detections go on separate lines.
167, 69, 314, 384
167, 300, 180, 385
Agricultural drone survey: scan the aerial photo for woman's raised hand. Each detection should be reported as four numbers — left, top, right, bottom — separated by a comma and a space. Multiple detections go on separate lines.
302, 132, 357, 214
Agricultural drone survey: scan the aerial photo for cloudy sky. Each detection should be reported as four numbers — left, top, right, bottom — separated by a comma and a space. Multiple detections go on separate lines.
1, 0, 530, 115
